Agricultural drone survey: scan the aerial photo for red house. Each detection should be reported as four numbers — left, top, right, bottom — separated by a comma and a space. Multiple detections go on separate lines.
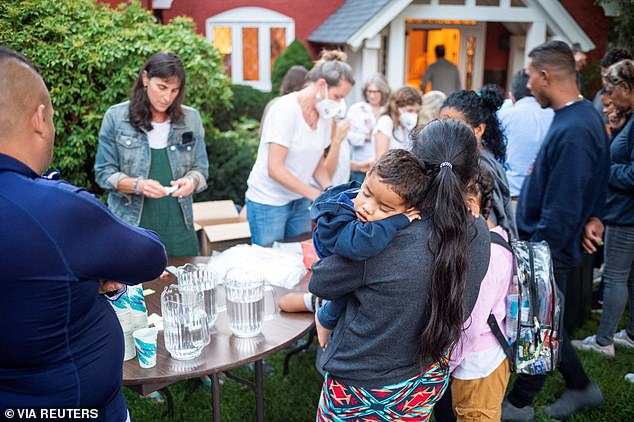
103, 0, 611, 102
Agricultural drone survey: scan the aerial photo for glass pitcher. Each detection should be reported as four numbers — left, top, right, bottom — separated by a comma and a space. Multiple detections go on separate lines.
177, 263, 218, 330
224, 268, 275, 337
161, 284, 210, 360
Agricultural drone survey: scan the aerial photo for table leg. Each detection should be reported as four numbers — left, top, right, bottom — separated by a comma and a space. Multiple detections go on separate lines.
283, 329, 316, 375
159, 387, 175, 418
255, 360, 264, 422
211, 374, 221, 422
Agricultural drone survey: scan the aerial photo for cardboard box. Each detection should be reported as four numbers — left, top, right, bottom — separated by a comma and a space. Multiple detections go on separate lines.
192, 200, 251, 254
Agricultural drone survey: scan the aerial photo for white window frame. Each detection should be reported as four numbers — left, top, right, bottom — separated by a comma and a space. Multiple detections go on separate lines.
206, 7, 295, 92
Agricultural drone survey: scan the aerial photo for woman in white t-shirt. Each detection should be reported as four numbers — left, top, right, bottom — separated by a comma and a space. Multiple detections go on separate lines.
343, 74, 391, 183
245, 50, 354, 245
373, 85, 422, 159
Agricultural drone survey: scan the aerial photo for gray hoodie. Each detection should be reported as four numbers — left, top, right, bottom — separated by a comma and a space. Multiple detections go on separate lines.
309, 216, 491, 388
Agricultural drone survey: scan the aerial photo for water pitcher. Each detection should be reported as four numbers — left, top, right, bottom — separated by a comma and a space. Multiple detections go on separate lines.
161, 284, 210, 360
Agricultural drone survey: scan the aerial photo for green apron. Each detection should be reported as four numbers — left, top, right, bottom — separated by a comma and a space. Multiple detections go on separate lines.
139, 148, 198, 257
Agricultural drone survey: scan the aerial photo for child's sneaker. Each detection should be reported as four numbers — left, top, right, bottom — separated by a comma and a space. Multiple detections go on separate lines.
614, 329, 634, 349
571, 335, 615, 358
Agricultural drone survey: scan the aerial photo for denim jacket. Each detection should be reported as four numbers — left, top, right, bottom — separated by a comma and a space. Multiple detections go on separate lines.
94, 101, 209, 229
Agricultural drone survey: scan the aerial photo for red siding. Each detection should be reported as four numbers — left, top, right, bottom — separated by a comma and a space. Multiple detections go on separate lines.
560, 0, 609, 61
484, 22, 510, 69
101, 0, 346, 56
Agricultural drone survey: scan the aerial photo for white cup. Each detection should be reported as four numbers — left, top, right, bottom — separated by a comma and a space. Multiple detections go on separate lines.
116, 308, 136, 361
133, 327, 158, 368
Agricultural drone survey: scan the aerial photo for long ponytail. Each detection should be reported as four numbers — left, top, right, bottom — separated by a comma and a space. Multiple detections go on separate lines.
410, 118, 479, 368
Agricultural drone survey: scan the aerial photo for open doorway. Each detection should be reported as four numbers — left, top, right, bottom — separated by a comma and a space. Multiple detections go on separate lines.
406, 28, 460, 91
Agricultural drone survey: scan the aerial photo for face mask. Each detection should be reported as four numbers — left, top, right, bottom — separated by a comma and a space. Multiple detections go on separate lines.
398, 109, 418, 131
335, 99, 347, 119
316, 84, 342, 119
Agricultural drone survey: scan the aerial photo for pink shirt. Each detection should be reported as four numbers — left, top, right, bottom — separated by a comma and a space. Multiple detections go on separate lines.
450, 226, 514, 374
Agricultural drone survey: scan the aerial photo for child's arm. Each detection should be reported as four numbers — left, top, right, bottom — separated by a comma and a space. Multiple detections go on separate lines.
279, 292, 311, 313
331, 214, 411, 260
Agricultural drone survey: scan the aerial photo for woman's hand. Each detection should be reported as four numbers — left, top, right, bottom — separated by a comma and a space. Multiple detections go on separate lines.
170, 177, 196, 198
333, 119, 351, 144
140, 178, 169, 199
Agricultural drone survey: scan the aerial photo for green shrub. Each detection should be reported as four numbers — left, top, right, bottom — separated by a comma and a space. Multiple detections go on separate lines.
0, 0, 232, 191
270, 40, 313, 95
215, 84, 272, 131
195, 118, 260, 206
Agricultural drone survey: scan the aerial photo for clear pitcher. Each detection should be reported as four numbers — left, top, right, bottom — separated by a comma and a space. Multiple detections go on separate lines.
161, 284, 210, 360
177, 263, 218, 330
225, 268, 275, 337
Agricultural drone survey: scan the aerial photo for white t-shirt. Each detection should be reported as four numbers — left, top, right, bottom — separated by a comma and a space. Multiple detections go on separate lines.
346, 101, 382, 162
372, 115, 411, 152
246, 92, 332, 205
148, 120, 171, 149
331, 139, 351, 186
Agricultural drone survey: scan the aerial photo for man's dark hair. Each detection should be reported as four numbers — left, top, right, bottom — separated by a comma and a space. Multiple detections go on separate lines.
0, 46, 40, 74
511, 70, 531, 101
600, 48, 633, 69
368, 149, 427, 209
435, 45, 445, 59
528, 40, 576, 76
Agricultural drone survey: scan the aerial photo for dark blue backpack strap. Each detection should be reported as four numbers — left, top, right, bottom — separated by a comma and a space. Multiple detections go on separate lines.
490, 231, 512, 252
487, 313, 516, 371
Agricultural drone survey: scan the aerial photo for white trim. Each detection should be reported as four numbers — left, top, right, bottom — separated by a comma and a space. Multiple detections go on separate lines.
531, 0, 594, 51
348, 0, 413, 50
206, 7, 294, 24
345, 0, 594, 53
206, 8, 294, 91
524, 20, 547, 66
152, 0, 173, 9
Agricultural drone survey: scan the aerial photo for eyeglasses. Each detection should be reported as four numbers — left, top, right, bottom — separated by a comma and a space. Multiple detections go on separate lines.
366, 89, 381, 94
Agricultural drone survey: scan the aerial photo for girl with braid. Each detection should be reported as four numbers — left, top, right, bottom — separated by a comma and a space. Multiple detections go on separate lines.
443, 160, 514, 421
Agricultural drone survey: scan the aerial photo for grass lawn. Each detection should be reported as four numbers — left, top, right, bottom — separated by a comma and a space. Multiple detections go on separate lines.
125, 311, 633, 421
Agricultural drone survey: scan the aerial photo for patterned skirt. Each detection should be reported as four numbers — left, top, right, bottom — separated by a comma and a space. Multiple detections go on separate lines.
316, 359, 449, 421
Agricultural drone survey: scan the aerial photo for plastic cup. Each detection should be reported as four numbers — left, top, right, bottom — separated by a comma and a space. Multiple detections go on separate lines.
133, 327, 158, 368
116, 308, 136, 361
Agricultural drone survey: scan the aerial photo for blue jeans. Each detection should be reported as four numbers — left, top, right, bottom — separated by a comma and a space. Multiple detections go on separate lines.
596, 225, 634, 345
246, 198, 312, 246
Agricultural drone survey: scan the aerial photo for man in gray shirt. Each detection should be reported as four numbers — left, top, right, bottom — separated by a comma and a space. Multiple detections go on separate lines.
420, 45, 461, 95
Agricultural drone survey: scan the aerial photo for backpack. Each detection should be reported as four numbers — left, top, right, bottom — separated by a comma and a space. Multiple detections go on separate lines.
487, 232, 564, 375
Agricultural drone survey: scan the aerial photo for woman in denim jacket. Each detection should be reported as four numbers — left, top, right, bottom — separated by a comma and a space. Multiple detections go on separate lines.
95, 52, 209, 256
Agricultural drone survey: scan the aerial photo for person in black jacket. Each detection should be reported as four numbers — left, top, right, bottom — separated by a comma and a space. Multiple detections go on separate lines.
502, 41, 609, 421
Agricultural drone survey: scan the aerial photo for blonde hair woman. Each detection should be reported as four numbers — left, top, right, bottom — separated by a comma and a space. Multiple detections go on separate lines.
418, 90, 447, 129
245, 50, 354, 245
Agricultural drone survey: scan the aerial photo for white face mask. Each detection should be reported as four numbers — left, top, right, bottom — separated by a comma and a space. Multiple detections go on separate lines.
335, 99, 347, 119
398, 109, 418, 131
316, 84, 342, 119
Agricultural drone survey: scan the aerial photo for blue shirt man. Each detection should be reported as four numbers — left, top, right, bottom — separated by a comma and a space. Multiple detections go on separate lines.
0, 47, 167, 422
498, 70, 554, 198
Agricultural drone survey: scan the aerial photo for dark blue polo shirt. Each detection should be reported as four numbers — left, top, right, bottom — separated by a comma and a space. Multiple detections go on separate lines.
0, 153, 167, 421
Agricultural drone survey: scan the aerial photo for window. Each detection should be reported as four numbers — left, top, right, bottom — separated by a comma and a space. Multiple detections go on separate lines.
207, 7, 295, 91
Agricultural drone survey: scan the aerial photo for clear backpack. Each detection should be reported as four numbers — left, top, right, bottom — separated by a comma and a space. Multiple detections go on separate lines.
488, 232, 564, 375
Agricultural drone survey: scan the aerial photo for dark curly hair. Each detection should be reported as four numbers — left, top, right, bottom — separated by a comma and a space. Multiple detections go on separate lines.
440, 88, 507, 163
467, 159, 495, 220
